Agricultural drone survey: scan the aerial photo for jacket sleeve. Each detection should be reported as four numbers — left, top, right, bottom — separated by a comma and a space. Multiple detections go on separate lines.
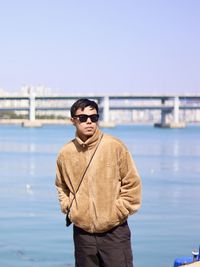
116, 149, 142, 220
55, 156, 70, 214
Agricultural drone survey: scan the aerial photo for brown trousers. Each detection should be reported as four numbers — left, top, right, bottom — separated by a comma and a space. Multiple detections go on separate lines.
73, 221, 133, 267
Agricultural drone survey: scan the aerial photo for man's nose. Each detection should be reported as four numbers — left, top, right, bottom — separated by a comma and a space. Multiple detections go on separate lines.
86, 117, 92, 123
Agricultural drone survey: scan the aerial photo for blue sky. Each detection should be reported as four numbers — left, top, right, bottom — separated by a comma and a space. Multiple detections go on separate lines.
0, 0, 200, 94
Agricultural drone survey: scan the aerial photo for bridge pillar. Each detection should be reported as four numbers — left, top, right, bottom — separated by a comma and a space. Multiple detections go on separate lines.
160, 109, 168, 125
154, 97, 186, 128
29, 88, 36, 121
160, 99, 168, 125
173, 96, 179, 124
154, 99, 170, 128
98, 96, 115, 127
22, 87, 42, 127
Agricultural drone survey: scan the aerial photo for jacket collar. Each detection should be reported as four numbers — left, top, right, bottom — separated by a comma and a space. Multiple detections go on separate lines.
75, 128, 102, 149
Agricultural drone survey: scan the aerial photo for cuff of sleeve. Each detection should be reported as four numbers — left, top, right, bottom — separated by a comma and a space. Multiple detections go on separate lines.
115, 199, 129, 220
61, 200, 68, 214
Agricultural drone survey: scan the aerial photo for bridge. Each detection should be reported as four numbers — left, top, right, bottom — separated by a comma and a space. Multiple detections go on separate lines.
0, 92, 200, 127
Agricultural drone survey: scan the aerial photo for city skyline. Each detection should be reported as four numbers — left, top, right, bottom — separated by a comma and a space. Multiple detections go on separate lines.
1, 1, 200, 95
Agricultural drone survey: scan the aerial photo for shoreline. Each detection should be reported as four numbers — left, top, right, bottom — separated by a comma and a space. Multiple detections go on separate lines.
0, 119, 70, 125
0, 119, 200, 127
0, 119, 116, 128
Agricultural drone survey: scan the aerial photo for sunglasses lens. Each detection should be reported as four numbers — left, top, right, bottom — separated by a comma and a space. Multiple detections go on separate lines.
90, 114, 99, 122
78, 115, 88, 122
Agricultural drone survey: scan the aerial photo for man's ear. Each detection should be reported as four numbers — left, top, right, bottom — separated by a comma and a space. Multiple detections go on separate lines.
70, 117, 75, 125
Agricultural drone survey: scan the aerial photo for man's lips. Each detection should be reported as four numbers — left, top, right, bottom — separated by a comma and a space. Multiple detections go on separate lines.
85, 127, 94, 130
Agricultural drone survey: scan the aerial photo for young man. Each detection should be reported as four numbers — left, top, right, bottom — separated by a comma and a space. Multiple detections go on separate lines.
55, 98, 142, 267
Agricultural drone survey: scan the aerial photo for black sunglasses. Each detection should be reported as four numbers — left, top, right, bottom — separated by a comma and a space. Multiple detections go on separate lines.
73, 114, 99, 123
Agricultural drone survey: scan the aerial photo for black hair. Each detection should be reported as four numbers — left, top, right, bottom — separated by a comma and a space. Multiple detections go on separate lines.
70, 98, 99, 117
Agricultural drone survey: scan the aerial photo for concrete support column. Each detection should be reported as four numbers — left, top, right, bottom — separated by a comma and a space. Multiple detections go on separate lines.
103, 96, 110, 122
173, 96, 179, 124
160, 99, 167, 124
29, 88, 35, 121
161, 109, 168, 124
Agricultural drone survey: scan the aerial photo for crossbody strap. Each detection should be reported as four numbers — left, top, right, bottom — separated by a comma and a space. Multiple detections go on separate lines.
67, 133, 104, 212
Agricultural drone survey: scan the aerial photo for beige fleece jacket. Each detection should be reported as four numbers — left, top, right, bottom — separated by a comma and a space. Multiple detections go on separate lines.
55, 128, 142, 233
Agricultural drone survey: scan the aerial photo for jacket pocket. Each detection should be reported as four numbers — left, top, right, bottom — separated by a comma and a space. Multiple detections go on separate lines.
115, 199, 129, 221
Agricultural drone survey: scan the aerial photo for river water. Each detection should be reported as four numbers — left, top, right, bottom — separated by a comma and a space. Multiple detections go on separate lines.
0, 124, 200, 267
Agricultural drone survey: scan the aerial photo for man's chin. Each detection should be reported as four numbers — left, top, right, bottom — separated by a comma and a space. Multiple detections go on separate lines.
85, 130, 95, 137
85, 132, 93, 137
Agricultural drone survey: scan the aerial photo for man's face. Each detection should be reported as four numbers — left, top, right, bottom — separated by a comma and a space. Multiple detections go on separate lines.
71, 106, 98, 141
